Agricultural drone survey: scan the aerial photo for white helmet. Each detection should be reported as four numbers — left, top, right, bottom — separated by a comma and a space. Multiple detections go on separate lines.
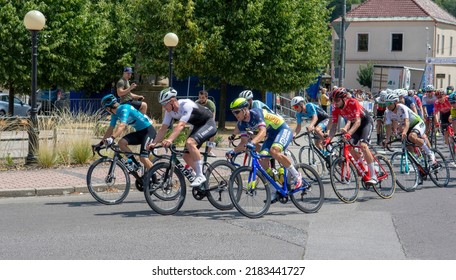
239, 90, 254, 100
159, 87, 177, 105
378, 90, 388, 102
425, 84, 435, 92
384, 93, 399, 103
291, 96, 305, 106
394, 89, 407, 97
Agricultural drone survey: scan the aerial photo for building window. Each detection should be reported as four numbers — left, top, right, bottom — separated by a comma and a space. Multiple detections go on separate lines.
450, 37, 453, 56
357, 34, 369, 52
442, 35, 445, 55
437, 35, 440, 54
392, 33, 403, 51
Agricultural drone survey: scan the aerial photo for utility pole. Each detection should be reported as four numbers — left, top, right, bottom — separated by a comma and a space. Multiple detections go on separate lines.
338, 0, 346, 87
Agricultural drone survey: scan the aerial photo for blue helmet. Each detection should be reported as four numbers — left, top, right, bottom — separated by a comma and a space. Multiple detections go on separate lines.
448, 92, 456, 103
101, 94, 118, 108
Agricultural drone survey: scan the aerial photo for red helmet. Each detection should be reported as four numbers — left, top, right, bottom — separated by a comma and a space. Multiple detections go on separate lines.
333, 87, 348, 99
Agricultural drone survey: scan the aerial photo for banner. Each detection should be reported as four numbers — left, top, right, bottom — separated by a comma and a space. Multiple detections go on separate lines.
306, 76, 322, 100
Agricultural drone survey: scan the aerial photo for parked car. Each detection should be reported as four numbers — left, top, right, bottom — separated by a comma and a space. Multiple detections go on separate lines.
0, 93, 31, 117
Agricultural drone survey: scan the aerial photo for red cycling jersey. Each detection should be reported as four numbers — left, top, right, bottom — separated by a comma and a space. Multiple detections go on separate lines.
434, 96, 451, 114
332, 98, 365, 123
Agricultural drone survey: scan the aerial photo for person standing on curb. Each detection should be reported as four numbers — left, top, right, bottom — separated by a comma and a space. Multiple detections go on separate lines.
195, 90, 217, 157
116, 66, 148, 115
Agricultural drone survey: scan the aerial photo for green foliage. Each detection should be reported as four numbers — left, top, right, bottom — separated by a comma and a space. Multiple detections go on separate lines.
434, 0, 456, 18
356, 62, 373, 89
164, 126, 188, 147
71, 138, 92, 164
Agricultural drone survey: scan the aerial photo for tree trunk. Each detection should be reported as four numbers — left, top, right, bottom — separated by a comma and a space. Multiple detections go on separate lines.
218, 81, 227, 130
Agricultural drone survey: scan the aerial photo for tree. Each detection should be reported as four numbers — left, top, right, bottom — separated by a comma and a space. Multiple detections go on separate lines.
356, 62, 373, 90
134, 0, 332, 128
434, 0, 456, 18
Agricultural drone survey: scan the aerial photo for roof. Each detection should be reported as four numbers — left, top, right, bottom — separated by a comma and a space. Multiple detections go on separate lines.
336, 0, 456, 25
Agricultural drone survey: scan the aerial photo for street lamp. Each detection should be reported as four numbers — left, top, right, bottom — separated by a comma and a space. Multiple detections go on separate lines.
24, 10, 46, 164
163, 32, 179, 88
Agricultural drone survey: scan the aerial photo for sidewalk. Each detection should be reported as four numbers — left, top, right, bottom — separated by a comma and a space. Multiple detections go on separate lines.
0, 147, 231, 198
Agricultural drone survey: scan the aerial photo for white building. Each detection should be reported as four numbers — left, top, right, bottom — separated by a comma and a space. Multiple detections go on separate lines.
331, 0, 456, 92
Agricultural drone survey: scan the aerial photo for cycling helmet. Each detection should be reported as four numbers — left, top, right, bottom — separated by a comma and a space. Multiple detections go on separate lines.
333, 87, 348, 99
408, 90, 415, 96
101, 94, 118, 108
384, 93, 399, 103
159, 87, 177, 105
378, 90, 388, 102
425, 84, 435, 92
239, 90, 254, 100
448, 92, 456, 103
230, 97, 249, 110
394, 89, 407, 97
435, 89, 445, 98
447, 85, 454, 94
291, 96, 305, 106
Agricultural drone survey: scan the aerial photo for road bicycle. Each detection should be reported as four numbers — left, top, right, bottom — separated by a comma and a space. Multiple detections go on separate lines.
228, 145, 324, 219
329, 133, 396, 203
427, 114, 438, 149
86, 143, 145, 205
387, 138, 450, 188
142, 144, 236, 215
293, 131, 342, 179
447, 125, 456, 165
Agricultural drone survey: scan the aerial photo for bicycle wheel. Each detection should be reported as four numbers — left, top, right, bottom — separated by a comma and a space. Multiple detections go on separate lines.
429, 149, 450, 187
290, 163, 324, 213
143, 162, 186, 215
330, 157, 359, 203
372, 154, 396, 198
298, 146, 326, 178
448, 137, 456, 164
285, 149, 298, 165
205, 160, 236, 210
390, 152, 418, 192
228, 166, 270, 219
86, 158, 130, 205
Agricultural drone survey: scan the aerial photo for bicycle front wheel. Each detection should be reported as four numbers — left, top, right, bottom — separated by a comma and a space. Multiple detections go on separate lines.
143, 162, 186, 215
205, 160, 236, 210
330, 157, 359, 203
372, 154, 396, 199
229, 166, 270, 219
298, 146, 326, 178
429, 149, 450, 187
86, 158, 130, 205
290, 163, 324, 213
390, 152, 418, 192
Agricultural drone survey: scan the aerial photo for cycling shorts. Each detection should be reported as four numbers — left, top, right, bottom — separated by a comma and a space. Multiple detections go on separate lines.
262, 125, 293, 153
408, 121, 426, 138
122, 125, 157, 157
188, 118, 217, 149
349, 115, 374, 146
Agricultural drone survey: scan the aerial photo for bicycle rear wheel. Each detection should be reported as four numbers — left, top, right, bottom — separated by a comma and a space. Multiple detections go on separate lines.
298, 146, 326, 178
372, 154, 396, 198
228, 166, 270, 219
205, 160, 236, 210
330, 157, 359, 203
86, 158, 130, 205
429, 149, 450, 187
390, 152, 418, 192
290, 163, 324, 213
143, 162, 186, 215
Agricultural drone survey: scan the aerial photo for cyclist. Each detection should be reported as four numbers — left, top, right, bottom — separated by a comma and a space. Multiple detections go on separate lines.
116, 67, 148, 114
422, 84, 437, 135
100, 94, 156, 172
239, 90, 274, 113
382, 92, 440, 170
148, 87, 217, 187
433, 89, 452, 145
447, 85, 454, 95
397, 89, 418, 114
325, 87, 378, 185
226, 97, 302, 192
373, 90, 388, 145
291, 96, 329, 153
409, 89, 424, 118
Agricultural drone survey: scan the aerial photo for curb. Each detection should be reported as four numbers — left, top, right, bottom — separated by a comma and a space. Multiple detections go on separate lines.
0, 185, 89, 198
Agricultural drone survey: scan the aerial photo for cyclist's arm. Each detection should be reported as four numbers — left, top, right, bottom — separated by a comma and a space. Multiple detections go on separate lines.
347, 118, 361, 135
233, 136, 249, 154
434, 110, 440, 124
152, 123, 169, 145
307, 114, 318, 131
166, 121, 186, 142
112, 122, 127, 139
294, 123, 302, 137
401, 118, 410, 139
251, 126, 266, 146
103, 126, 115, 140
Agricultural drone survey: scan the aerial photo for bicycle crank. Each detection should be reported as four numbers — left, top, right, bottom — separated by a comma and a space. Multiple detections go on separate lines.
192, 187, 206, 200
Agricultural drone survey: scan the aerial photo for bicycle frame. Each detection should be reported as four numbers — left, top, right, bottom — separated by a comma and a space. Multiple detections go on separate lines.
398, 139, 429, 176
93, 144, 143, 182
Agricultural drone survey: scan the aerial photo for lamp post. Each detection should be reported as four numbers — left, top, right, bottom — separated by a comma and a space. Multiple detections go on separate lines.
163, 32, 179, 88
24, 10, 46, 164
338, 0, 346, 87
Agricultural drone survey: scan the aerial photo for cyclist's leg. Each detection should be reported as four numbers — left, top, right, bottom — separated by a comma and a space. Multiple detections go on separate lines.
352, 116, 376, 182
139, 126, 157, 171
314, 119, 328, 151
120, 131, 143, 167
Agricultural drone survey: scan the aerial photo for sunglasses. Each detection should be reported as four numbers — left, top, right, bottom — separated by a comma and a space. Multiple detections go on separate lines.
232, 110, 242, 115
334, 98, 342, 102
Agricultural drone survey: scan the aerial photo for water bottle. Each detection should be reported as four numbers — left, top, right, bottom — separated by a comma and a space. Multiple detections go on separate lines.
121, 157, 136, 172
266, 168, 278, 182
277, 167, 285, 184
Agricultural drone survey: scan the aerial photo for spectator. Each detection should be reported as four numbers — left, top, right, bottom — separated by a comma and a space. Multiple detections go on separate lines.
116, 66, 147, 115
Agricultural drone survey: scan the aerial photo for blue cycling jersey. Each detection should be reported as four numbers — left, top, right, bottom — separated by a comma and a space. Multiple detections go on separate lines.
109, 104, 151, 131
295, 103, 329, 125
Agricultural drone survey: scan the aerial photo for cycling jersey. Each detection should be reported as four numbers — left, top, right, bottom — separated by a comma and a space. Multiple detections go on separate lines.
385, 103, 423, 128
422, 95, 437, 115
110, 103, 151, 131
434, 96, 452, 114
252, 100, 274, 113
296, 103, 329, 125
162, 99, 213, 126
331, 98, 366, 123
451, 108, 456, 121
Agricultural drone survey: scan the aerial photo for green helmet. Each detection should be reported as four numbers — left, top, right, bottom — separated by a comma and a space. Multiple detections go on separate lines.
230, 97, 249, 110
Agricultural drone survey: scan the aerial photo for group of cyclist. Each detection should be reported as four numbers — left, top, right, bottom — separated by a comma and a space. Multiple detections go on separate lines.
98, 67, 455, 194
